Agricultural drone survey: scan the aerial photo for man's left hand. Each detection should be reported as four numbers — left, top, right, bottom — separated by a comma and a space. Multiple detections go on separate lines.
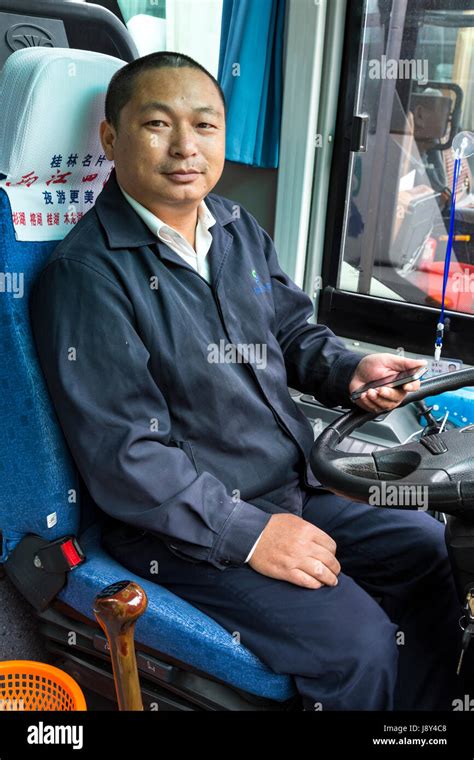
348, 353, 428, 414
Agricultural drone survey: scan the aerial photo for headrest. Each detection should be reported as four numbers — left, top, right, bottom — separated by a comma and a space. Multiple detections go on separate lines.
0, 47, 126, 242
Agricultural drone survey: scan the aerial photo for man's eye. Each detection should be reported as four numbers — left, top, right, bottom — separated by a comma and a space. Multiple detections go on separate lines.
197, 123, 215, 129
146, 120, 167, 127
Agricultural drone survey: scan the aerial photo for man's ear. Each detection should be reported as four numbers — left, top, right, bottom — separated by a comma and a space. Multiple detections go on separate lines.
100, 119, 115, 161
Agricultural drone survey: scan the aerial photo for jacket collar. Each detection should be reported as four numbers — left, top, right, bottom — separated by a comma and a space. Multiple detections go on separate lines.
95, 167, 236, 251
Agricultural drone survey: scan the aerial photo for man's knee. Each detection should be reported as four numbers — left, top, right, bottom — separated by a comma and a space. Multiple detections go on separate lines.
408, 512, 452, 579
336, 605, 399, 697
296, 594, 399, 710
264, 578, 400, 708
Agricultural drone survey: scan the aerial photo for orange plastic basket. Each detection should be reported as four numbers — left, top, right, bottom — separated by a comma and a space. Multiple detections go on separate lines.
0, 661, 87, 711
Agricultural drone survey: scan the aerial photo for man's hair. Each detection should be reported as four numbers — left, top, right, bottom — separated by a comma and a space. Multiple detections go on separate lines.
105, 51, 227, 131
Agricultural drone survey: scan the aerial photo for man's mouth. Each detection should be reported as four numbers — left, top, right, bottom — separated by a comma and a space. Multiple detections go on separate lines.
164, 170, 202, 183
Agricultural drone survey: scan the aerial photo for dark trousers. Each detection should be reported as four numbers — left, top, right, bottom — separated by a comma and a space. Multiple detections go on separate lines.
101, 486, 467, 711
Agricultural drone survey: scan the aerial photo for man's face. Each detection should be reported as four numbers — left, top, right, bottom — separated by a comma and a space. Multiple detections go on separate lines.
100, 66, 226, 208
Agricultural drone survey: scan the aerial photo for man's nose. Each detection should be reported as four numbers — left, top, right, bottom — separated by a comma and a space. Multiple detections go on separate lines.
169, 124, 198, 157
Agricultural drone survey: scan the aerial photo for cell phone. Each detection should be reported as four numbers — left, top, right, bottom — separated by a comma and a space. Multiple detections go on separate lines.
350, 367, 428, 401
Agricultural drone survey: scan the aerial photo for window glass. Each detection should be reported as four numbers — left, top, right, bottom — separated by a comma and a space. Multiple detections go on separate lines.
338, 1, 474, 315
117, 0, 166, 55
117, 0, 222, 77
118, 0, 166, 23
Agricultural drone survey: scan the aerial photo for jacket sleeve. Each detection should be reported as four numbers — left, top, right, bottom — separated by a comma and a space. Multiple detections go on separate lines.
258, 225, 370, 410
30, 258, 271, 570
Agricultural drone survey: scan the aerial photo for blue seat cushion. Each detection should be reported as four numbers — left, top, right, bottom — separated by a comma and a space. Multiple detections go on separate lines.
58, 523, 296, 702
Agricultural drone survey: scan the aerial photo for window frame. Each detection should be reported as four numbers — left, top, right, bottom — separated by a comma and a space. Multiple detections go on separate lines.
318, 0, 474, 364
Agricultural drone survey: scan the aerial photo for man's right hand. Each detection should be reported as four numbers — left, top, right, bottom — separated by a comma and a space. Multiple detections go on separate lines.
247, 513, 340, 589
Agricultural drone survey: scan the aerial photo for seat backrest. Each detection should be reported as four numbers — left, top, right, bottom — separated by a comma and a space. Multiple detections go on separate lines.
0, 47, 125, 561
0, 0, 137, 67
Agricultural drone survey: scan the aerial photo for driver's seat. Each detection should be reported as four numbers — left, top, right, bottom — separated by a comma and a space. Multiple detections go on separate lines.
0, 47, 298, 710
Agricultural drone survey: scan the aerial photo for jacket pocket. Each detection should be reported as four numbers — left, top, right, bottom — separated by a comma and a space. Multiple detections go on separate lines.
165, 542, 208, 564
169, 438, 199, 473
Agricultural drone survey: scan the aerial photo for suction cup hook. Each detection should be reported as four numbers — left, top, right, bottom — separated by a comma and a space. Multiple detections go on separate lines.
452, 131, 474, 160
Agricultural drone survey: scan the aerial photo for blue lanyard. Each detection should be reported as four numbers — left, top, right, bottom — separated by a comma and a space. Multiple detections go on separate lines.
434, 156, 462, 360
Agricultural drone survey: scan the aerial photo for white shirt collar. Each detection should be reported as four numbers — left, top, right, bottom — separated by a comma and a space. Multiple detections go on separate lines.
117, 182, 216, 244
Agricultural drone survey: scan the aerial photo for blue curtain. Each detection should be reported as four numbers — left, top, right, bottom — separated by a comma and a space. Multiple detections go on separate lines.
217, 0, 286, 168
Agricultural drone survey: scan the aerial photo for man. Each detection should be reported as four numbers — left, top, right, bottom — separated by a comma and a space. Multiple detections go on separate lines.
30, 52, 465, 711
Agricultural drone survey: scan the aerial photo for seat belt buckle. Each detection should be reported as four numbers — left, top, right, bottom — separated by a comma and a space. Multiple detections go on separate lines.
35, 535, 85, 573
5, 534, 86, 612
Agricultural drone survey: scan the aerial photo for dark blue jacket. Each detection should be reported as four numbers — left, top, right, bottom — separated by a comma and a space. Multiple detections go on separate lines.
30, 168, 363, 569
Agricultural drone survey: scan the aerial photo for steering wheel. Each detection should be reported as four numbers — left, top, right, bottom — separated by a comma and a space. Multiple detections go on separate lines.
309, 368, 474, 519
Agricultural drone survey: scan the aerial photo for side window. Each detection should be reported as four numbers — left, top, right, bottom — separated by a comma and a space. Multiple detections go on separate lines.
117, 0, 167, 55
337, 0, 473, 315
117, 0, 222, 76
